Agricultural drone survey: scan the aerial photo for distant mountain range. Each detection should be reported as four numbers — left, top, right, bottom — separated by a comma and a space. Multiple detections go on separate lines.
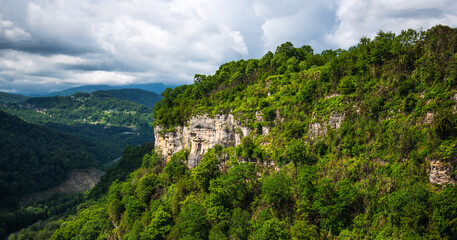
19, 82, 177, 97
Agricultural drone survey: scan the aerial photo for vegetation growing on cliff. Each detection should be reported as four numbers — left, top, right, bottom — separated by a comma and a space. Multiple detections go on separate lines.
9, 25, 457, 239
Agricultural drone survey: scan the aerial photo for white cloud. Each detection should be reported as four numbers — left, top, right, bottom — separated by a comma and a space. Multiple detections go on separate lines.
261, 1, 336, 52
0, 14, 31, 41
72, 71, 136, 86
0, 0, 456, 93
325, 0, 457, 49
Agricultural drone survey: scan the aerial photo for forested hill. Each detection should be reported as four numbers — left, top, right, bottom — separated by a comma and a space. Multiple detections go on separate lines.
1, 92, 159, 161
92, 89, 162, 108
0, 110, 105, 208
10, 25, 457, 239
0, 92, 29, 103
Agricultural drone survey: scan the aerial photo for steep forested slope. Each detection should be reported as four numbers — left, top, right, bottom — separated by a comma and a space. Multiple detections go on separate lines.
0, 111, 105, 208
10, 25, 457, 239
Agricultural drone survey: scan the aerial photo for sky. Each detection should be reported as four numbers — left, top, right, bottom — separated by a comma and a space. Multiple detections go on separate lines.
0, 0, 456, 93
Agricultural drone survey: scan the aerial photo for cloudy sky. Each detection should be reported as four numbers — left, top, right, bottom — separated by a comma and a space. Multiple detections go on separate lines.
1, 0, 456, 93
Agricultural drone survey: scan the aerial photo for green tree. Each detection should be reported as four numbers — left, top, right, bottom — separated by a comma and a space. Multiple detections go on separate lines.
261, 172, 293, 215
193, 149, 221, 192
141, 206, 173, 240
176, 202, 210, 240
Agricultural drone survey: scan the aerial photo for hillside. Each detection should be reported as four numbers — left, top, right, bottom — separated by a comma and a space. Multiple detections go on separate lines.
93, 88, 162, 108
9, 25, 457, 239
0, 92, 29, 103
0, 111, 105, 208
0, 92, 160, 160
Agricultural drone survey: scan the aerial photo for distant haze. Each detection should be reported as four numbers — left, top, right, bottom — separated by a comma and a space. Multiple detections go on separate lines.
1, 0, 456, 93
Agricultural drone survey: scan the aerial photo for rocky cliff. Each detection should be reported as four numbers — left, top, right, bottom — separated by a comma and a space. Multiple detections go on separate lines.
154, 110, 348, 168
155, 114, 252, 168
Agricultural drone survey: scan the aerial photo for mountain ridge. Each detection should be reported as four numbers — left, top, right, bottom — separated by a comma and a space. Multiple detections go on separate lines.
19, 82, 177, 97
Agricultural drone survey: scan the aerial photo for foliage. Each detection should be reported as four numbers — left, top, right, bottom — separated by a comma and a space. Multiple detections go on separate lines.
92, 88, 162, 108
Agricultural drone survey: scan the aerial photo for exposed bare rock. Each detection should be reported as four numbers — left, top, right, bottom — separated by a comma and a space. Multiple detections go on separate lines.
325, 93, 341, 99
328, 112, 345, 129
255, 111, 264, 122
424, 112, 434, 125
262, 126, 270, 136
155, 114, 253, 168
309, 112, 345, 138
309, 122, 324, 138
429, 159, 455, 185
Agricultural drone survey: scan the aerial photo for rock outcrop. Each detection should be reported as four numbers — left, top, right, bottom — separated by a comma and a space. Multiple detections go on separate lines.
429, 159, 456, 185
155, 114, 251, 168
309, 112, 345, 138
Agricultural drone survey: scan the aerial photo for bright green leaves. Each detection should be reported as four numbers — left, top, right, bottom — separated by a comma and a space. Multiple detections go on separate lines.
175, 201, 210, 240
338, 75, 357, 95
193, 149, 221, 192
388, 183, 431, 236
136, 173, 159, 205
284, 139, 311, 167
164, 149, 189, 183
261, 171, 294, 214
141, 206, 172, 240
432, 184, 457, 238
253, 216, 290, 240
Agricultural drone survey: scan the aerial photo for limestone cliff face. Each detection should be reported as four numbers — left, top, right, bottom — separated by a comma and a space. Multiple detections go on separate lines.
155, 114, 251, 168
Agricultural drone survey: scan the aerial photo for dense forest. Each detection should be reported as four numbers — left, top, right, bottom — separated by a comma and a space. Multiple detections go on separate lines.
0, 111, 105, 208
7, 25, 457, 239
92, 89, 163, 108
